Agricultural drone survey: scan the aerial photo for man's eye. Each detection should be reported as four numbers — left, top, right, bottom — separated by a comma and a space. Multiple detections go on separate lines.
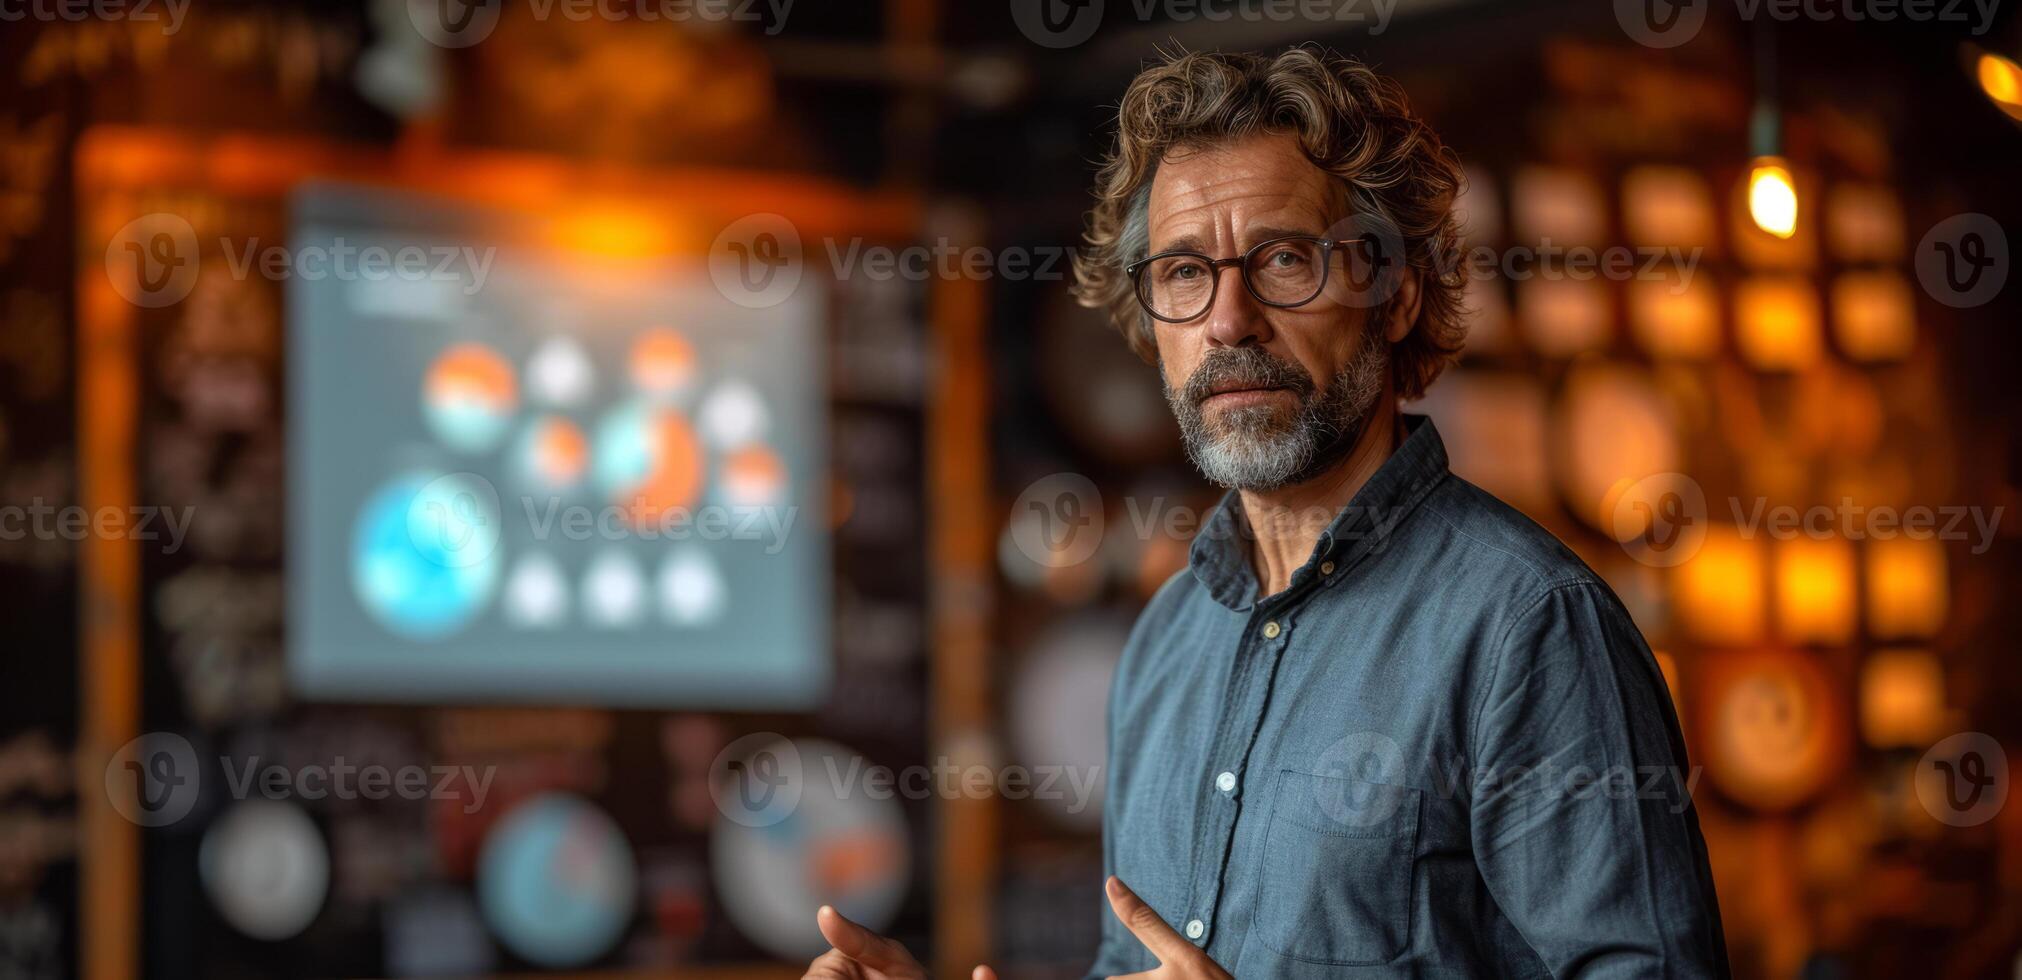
1166, 263, 1205, 281
1266, 249, 1306, 268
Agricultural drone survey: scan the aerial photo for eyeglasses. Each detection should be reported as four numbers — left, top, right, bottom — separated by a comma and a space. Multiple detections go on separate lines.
1126, 235, 1376, 323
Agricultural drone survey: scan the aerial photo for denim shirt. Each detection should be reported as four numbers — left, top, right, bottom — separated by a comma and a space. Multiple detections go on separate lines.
1091, 415, 1729, 978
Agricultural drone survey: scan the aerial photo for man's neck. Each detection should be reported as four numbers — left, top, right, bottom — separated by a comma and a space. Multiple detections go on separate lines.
1238, 403, 1404, 599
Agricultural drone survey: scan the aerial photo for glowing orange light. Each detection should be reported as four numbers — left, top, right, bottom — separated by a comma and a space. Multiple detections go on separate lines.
554, 208, 675, 257
1866, 536, 1948, 639
1676, 526, 1767, 646
1774, 536, 1855, 646
1979, 51, 2022, 122
1736, 276, 1823, 370
1859, 649, 1946, 748
1747, 158, 1799, 240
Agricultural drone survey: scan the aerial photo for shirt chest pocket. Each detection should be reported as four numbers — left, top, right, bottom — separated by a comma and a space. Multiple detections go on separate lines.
1253, 769, 1421, 966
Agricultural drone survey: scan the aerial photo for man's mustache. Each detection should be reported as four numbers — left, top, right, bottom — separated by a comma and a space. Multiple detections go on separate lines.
1178, 347, 1314, 406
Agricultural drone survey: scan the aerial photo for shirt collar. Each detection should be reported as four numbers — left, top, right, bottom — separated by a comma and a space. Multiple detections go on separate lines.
1187, 413, 1451, 611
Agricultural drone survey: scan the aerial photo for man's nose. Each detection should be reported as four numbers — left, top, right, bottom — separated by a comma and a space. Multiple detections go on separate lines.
1202, 264, 1272, 349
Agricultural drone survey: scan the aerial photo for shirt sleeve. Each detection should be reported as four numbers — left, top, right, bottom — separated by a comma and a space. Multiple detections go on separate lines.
1469, 581, 1731, 979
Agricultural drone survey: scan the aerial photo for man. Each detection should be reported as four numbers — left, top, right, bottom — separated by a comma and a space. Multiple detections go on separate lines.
801, 47, 1729, 979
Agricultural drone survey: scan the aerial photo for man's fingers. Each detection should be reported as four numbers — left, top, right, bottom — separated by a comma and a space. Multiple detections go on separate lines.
1104, 876, 1196, 965
972, 966, 998, 980
816, 905, 910, 973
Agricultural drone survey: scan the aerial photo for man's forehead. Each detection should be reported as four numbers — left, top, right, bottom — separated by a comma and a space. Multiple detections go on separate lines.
1147, 135, 1341, 236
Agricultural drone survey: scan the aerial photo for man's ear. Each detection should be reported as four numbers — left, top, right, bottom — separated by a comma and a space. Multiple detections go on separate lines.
1383, 268, 1422, 344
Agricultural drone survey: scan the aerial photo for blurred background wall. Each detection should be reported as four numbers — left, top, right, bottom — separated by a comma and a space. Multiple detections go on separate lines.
2, 1, 2022, 977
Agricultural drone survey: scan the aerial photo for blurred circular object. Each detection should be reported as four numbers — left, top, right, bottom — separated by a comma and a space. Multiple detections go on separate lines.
527, 336, 595, 407
1036, 289, 1177, 465
657, 546, 727, 627
504, 551, 569, 629
352, 472, 501, 639
512, 415, 589, 494
424, 343, 518, 453
629, 328, 697, 402
200, 799, 329, 941
697, 379, 770, 449
1010, 616, 1126, 830
1552, 362, 1681, 534
594, 400, 704, 524
581, 548, 647, 628
477, 793, 637, 968
719, 445, 787, 510
711, 738, 909, 960
1697, 649, 1847, 812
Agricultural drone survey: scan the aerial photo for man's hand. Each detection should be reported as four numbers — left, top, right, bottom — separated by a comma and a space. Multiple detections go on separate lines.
1102, 876, 1233, 980
798, 904, 997, 980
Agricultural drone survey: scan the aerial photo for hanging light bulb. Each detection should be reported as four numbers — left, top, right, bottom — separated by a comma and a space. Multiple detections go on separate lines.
1747, 157, 1799, 239
1746, 20, 1797, 240
1975, 49, 2022, 122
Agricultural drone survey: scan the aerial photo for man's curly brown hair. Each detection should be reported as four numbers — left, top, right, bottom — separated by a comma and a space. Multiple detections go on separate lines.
1071, 47, 1468, 401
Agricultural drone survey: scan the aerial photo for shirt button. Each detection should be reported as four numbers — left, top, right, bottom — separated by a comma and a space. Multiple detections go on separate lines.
1320, 560, 1335, 575
1186, 918, 1206, 940
1216, 771, 1237, 793
1262, 620, 1282, 639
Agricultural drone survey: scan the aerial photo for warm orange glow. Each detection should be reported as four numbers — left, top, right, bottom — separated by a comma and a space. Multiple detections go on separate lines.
1630, 273, 1720, 359
1676, 526, 1767, 646
1859, 649, 1947, 748
1736, 276, 1823, 370
1518, 277, 1611, 357
552, 208, 679, 256
1774, 537, 1856, 646
1831, 271, 1917, 362
1623, 166, 1716, 248
1866, 536, 1949, 639
1748, 158, 1799, 239
1979, 51, 2022, 122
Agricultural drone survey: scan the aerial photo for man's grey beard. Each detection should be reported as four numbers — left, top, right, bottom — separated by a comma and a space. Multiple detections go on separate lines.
1165, 333, 1388, 492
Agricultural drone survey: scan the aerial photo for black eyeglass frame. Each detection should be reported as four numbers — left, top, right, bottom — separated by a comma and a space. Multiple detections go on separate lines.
1124, 235, 1375, 323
